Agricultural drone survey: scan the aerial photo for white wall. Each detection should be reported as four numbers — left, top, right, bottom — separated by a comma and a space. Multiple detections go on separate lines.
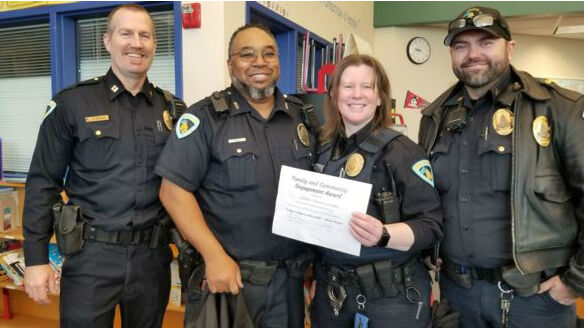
374, 26, 584, 142
181, 1, 373, 106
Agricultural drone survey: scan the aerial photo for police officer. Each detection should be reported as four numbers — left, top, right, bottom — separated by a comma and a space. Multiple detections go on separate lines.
311, 54, 443, 328
419, 6, 584, 328
23, 4, 181, 327
155, 24, 316, 328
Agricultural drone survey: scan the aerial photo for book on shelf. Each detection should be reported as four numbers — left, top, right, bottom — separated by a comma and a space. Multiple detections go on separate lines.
0, 190, 19, 231
48, 244, 63, 271
1, 171, 27, 183
0, 248, 25, 286
0, 186, 14, 193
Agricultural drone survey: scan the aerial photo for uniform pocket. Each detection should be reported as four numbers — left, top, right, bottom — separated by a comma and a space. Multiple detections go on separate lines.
218, 142, 258, 190
77, 123, 120, 171
430, 135, 454, 193
477, 134, 512, 192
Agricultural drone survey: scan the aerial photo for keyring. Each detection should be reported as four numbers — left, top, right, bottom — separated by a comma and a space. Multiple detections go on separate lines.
356, 294, 367, 311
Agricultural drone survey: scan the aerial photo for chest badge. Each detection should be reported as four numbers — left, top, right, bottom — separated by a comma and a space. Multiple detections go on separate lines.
162, 110, 173, 130
297, 123, 310, 147
492, 108, 514, 136
345, 152, 365, 177
532, 116, 551, 147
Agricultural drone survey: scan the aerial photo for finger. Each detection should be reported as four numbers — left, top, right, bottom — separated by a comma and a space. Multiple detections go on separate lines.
237, 271, 244, 289
48, 276, 59, 295
349, 222, 374, 245
350, 220, 375, 239
538, 280, 551, 294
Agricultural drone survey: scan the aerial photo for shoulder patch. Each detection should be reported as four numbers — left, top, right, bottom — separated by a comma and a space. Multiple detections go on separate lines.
412, 159, 434, 187
43, 100, 57, 119
176, 113, 200, 139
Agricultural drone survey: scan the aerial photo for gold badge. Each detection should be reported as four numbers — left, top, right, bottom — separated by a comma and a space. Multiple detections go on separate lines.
85, 115, 110, 123
297, 123, 310, 147
532, 116, 551, 147
492, 108, 514, 136
345, 153, 365, 177
162, 110, 173, 130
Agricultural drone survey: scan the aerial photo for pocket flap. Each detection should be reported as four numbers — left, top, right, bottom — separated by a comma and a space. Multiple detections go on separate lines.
58, 205, 82, 234
79, 124, 120, 142
534, 175, 572, 203
218, 142, 257, 161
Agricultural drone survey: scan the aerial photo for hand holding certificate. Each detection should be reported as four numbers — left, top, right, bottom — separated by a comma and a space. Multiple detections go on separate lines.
272, 165, 372, 256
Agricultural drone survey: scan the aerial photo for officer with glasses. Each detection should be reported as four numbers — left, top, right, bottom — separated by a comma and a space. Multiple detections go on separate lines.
419, 6, 584, 328
155, 24, 317, 328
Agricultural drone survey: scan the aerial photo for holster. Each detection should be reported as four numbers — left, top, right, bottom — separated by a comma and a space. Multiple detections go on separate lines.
355, 259, 411, 301
239, 260, 279, 286
501, 265, 540, 297
52, 202, 85, 257
442, 261, 473, 289
374, 191, 400, 224
285, 251, 315, 279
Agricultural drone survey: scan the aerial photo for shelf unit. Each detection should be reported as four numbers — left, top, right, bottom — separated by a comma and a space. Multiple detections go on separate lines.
0, 180, 185, 327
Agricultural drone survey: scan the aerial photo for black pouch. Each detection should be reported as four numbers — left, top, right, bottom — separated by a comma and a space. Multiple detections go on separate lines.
356, 263, 383, 300
239, 260, 278, 286
502, 265, 540, 297
374, 191, 400, 224
373, 260, 399, 297
443, 263, 473, 289
53, 203, 85, 257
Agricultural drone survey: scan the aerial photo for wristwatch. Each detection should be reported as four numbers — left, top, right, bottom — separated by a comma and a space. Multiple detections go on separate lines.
376, 226, 390, 247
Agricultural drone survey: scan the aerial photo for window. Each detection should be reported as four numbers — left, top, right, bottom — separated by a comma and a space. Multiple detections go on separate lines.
77, 10, 175, 93
0, 23, 51, 173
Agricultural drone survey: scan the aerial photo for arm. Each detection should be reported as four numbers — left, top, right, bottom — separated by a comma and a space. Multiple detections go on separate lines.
159, 179, 243, 294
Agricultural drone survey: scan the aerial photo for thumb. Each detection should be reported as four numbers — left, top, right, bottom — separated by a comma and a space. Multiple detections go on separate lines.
538, 279, 552, 294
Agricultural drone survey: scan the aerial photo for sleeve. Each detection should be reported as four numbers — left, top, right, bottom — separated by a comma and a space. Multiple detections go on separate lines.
23, 94, 75, 265
154, 102, 213, 193
388, 136, 443, 251
557, 97, 584, 297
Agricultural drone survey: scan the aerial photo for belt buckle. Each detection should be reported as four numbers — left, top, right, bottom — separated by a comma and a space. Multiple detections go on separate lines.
117, 231, 133, 245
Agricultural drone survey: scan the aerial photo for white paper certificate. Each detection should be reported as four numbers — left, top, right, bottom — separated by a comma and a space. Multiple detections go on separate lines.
272, 165, 372, 256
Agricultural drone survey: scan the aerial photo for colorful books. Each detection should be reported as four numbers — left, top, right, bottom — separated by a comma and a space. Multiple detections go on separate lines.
0, 249, 25, 286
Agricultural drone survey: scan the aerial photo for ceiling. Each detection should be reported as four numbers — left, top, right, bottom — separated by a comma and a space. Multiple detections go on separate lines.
426, 13, 584, 40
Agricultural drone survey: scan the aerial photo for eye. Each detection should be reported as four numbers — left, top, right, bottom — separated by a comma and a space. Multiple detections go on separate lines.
263, 50, 276, 59
240, 50, 255, 59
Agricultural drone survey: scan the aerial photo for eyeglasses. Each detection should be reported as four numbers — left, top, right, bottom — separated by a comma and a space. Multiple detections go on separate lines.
449, 14, 496, 32
229, 47, 278, 63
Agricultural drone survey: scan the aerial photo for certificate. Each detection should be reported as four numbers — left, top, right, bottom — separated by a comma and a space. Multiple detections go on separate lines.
272, 165, 372, 256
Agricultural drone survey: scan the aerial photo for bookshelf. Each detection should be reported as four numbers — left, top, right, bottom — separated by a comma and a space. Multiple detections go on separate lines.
0, 180, 185, 327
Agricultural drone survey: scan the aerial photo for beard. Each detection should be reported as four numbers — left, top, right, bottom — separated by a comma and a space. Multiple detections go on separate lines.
231, 75, 276, 101
453, 56, 509, 88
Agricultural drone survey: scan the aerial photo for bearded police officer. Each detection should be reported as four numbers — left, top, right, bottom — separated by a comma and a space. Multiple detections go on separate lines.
156, 24, 317, 328
419, 6, 584, 328
23, 4, 183, 327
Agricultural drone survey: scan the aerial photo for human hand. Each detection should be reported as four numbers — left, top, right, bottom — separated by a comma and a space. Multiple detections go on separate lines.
423, 256, 443, 271
24, 264, 54, 304
205, 253, 243, 294
349, 212, 384, 247
538, 275, 577, 305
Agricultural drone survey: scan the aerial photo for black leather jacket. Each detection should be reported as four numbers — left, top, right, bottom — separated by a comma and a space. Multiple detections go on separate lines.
419, 66, 584, 297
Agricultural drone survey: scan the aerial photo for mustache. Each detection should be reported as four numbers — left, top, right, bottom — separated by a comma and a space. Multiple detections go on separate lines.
461, 59, 489, 68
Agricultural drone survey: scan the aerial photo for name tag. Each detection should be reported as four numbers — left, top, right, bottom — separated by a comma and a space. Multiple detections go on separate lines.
85, 115, 110, 123
228, 137, 246, 144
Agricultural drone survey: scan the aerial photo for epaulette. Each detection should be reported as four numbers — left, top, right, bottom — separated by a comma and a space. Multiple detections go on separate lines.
284, 94, 305, 107
60, 76, 104, 93
284, 95, 321, 135
154, 86, 187, 122
540, 80, 584, 103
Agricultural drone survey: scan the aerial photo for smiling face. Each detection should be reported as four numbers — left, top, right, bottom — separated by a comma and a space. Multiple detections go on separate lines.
103, 7, 156, 81
337, 64, 381, 135
450, 30, 515, 96
228, 27, 280, 102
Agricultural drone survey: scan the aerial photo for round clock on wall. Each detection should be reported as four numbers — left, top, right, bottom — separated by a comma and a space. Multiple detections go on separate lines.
407, 37, 431, 64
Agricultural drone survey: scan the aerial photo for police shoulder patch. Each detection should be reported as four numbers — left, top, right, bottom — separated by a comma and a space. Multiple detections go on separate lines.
175, 113, 200, 139
43, 100, 57, 119
412, 159, 434, 187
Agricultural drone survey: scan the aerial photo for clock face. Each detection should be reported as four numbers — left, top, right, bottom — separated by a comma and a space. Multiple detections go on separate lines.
407, 37, 431, 64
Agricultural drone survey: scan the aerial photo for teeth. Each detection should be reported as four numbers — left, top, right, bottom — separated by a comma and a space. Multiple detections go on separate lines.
127, 53, 142, 58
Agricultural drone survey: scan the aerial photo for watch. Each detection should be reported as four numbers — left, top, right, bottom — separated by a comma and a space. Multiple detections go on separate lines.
376, 226, 390, 247
407, 37, 431, 65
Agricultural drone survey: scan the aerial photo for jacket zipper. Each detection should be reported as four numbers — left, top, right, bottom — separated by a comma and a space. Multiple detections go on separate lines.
511, 93, 524, 274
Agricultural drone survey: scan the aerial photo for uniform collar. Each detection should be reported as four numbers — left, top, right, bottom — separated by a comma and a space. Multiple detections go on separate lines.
332, 121, 374, 160
443, 68, 512, 108
105, 68, 154, 104
228, 85, 293, 119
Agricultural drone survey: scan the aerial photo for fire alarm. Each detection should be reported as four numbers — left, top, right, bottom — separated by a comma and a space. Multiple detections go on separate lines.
182, 3, 201, 29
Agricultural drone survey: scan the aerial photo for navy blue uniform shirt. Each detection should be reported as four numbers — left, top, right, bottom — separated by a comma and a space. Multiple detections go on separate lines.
155, 86, 316, 261
24, 69, 173, 265
430, 70, 513, 268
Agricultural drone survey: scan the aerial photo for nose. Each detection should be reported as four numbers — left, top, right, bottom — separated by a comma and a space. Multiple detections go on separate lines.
252, 53, 267, 66
351, 86, 364, 98
467, 43, 481, 59
130, 33, 143, 48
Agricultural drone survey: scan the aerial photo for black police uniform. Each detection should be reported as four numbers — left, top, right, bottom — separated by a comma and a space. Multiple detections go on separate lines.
310, 124, 443, 328
23, 69, 175, 328
155, 86, 316, 328
428, 69, 575, 328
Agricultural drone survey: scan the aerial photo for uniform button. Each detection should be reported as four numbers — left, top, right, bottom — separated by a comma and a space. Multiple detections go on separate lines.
462, 140, 468, 146
463, 225, 469, 231
469, 117, 474, 122
236, 148, 242, 153
498, 146, 505, 152
461, 197, 468, 203
95, 130, 102, 136
137, 157, 143, 165
461, 169, 468, 174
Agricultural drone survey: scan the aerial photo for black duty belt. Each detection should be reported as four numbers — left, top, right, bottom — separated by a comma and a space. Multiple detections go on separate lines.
83, 225, 153, 245
442, 259, 503, 284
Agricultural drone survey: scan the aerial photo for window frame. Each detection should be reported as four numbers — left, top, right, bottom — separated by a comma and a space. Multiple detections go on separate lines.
0, 1, 183, 98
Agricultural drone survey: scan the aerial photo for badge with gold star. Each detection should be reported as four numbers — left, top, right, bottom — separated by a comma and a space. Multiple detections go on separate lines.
297, 123, 310, 147
492, 108, 514, 136
532, 116, 551, 147
345, 153, 365, 177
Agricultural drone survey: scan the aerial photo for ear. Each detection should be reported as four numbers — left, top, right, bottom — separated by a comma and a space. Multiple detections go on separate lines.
103, 33, 111, 53
506, 40, 516, 62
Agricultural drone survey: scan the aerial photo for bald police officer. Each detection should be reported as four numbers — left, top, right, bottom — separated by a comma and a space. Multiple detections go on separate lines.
156, 24, 316, 328
23, 4, 182, 327
419, 6, 584, 328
